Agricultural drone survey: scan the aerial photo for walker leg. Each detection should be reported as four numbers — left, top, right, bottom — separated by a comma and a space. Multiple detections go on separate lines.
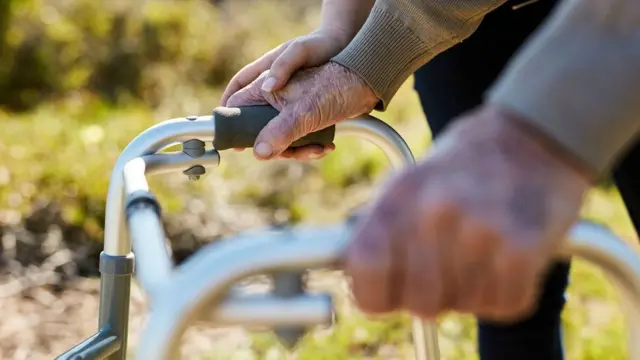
412, 318, 440, 360
98, 252, 135, 360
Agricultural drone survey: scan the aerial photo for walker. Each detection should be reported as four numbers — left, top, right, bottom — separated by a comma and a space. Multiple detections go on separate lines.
56, 105, 640, 359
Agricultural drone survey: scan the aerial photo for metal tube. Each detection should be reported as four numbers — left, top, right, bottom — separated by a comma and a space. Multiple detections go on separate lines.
560, 222, 640, 359
104, 115, 214, 256
336, 116, 415, 167
56, 330, 121, 360
98, 253, 134, 360
127, 207, 172, 296
123, 157, 173, 296
338, 116, 439, 360
208, 293, 334, 328
136, 226, 348, 360
133, 221, 640, 360
143, 150, 220, 176
109, 114, 430, 358
124, 154, 333, 324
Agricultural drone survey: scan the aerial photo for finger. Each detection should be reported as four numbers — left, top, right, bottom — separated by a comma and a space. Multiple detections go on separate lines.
234, 148, 246, 152
291, 144, 335, 161
401, 204, 459, 319
226, 80, 270, 108
346, 175, 420, 315
490, 248, 543, 322
289, 145, 324, 161
451, 220, 499, 314
252, 101, 317, 160
221, 42, 290, 106
345, 211, 397, 314
262, 40, 311, 93
279, 149, 295, 159
279, 144, 335, 160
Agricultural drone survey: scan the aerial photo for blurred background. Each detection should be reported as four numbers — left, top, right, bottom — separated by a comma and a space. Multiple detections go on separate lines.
0, 0, 636, 358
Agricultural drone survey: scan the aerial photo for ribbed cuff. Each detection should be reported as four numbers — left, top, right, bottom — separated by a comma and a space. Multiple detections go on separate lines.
331, 2, 433, 111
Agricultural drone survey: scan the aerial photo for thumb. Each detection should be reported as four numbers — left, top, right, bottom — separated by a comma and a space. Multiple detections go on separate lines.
253, 104, 314, 160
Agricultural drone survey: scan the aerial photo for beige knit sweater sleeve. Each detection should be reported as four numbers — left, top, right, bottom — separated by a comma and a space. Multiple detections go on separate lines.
332, 0, 640, 176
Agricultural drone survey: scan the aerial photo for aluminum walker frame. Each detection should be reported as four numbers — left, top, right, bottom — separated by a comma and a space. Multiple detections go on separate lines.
56, 106, 640, 360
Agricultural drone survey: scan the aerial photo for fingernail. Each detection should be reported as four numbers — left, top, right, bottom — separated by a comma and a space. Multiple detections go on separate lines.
261, 77, 277, 92
255, 142, 273, 158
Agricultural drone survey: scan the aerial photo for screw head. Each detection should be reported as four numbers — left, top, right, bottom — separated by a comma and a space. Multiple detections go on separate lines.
184, 165, 206, 181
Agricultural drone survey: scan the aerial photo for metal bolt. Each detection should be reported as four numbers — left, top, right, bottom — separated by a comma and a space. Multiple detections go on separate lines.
183, 165, 206, 181
273, 271, 307, 349
183, 139, 206, 158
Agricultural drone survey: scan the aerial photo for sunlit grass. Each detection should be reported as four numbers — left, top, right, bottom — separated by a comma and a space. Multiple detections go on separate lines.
1, 1, 636, 358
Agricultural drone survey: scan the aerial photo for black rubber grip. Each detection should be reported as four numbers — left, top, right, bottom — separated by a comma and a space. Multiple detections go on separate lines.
212, 106, 336, 150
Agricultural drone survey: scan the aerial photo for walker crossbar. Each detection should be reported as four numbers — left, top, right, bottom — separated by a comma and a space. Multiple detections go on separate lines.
56, 106, 640, 360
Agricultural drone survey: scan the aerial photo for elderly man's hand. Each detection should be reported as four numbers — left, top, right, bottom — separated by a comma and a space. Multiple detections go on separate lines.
345, 105, 594, 322
226, 62, 378, 161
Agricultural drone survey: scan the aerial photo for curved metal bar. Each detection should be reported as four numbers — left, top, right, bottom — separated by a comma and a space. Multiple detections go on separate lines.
122, 152, 220, 296
335, 115, 415, 167
115, 114, 433, 359
560, 223, 640, 359
337, 116, 438, 359
134, 221, 640, 360
104, 115, 214, 256
104, 115, 413, 256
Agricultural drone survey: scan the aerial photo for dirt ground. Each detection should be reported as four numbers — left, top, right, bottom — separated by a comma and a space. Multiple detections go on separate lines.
0, 172, 363, 360
0, 260, 350, 360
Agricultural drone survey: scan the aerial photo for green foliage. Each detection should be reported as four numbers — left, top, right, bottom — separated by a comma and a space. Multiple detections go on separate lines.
0, 0, 317, 111
0, 1, 636, 359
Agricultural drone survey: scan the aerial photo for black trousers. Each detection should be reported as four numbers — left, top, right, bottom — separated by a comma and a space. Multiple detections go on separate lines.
413, 1, 640, 359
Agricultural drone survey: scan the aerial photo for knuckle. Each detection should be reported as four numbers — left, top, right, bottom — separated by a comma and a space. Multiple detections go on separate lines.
269, 115, 298, 143
289, 39, 308, 55
460, 221, 501, 255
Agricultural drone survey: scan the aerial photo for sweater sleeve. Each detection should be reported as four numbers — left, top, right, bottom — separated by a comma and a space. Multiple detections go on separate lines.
333, 0, 640, 176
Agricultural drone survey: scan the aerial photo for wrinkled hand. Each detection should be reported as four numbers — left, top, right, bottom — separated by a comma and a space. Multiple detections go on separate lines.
346, 105, 594, 322
221, 29, 351, 105
225, 62, 379, 161
220, 29, 354, 160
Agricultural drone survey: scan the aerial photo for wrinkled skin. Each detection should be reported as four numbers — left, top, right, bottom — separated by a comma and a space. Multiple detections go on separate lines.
226, 62, 378, 161
221, 29, 352, 106
225, 61, 594, 322
221, 29, 356, 160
